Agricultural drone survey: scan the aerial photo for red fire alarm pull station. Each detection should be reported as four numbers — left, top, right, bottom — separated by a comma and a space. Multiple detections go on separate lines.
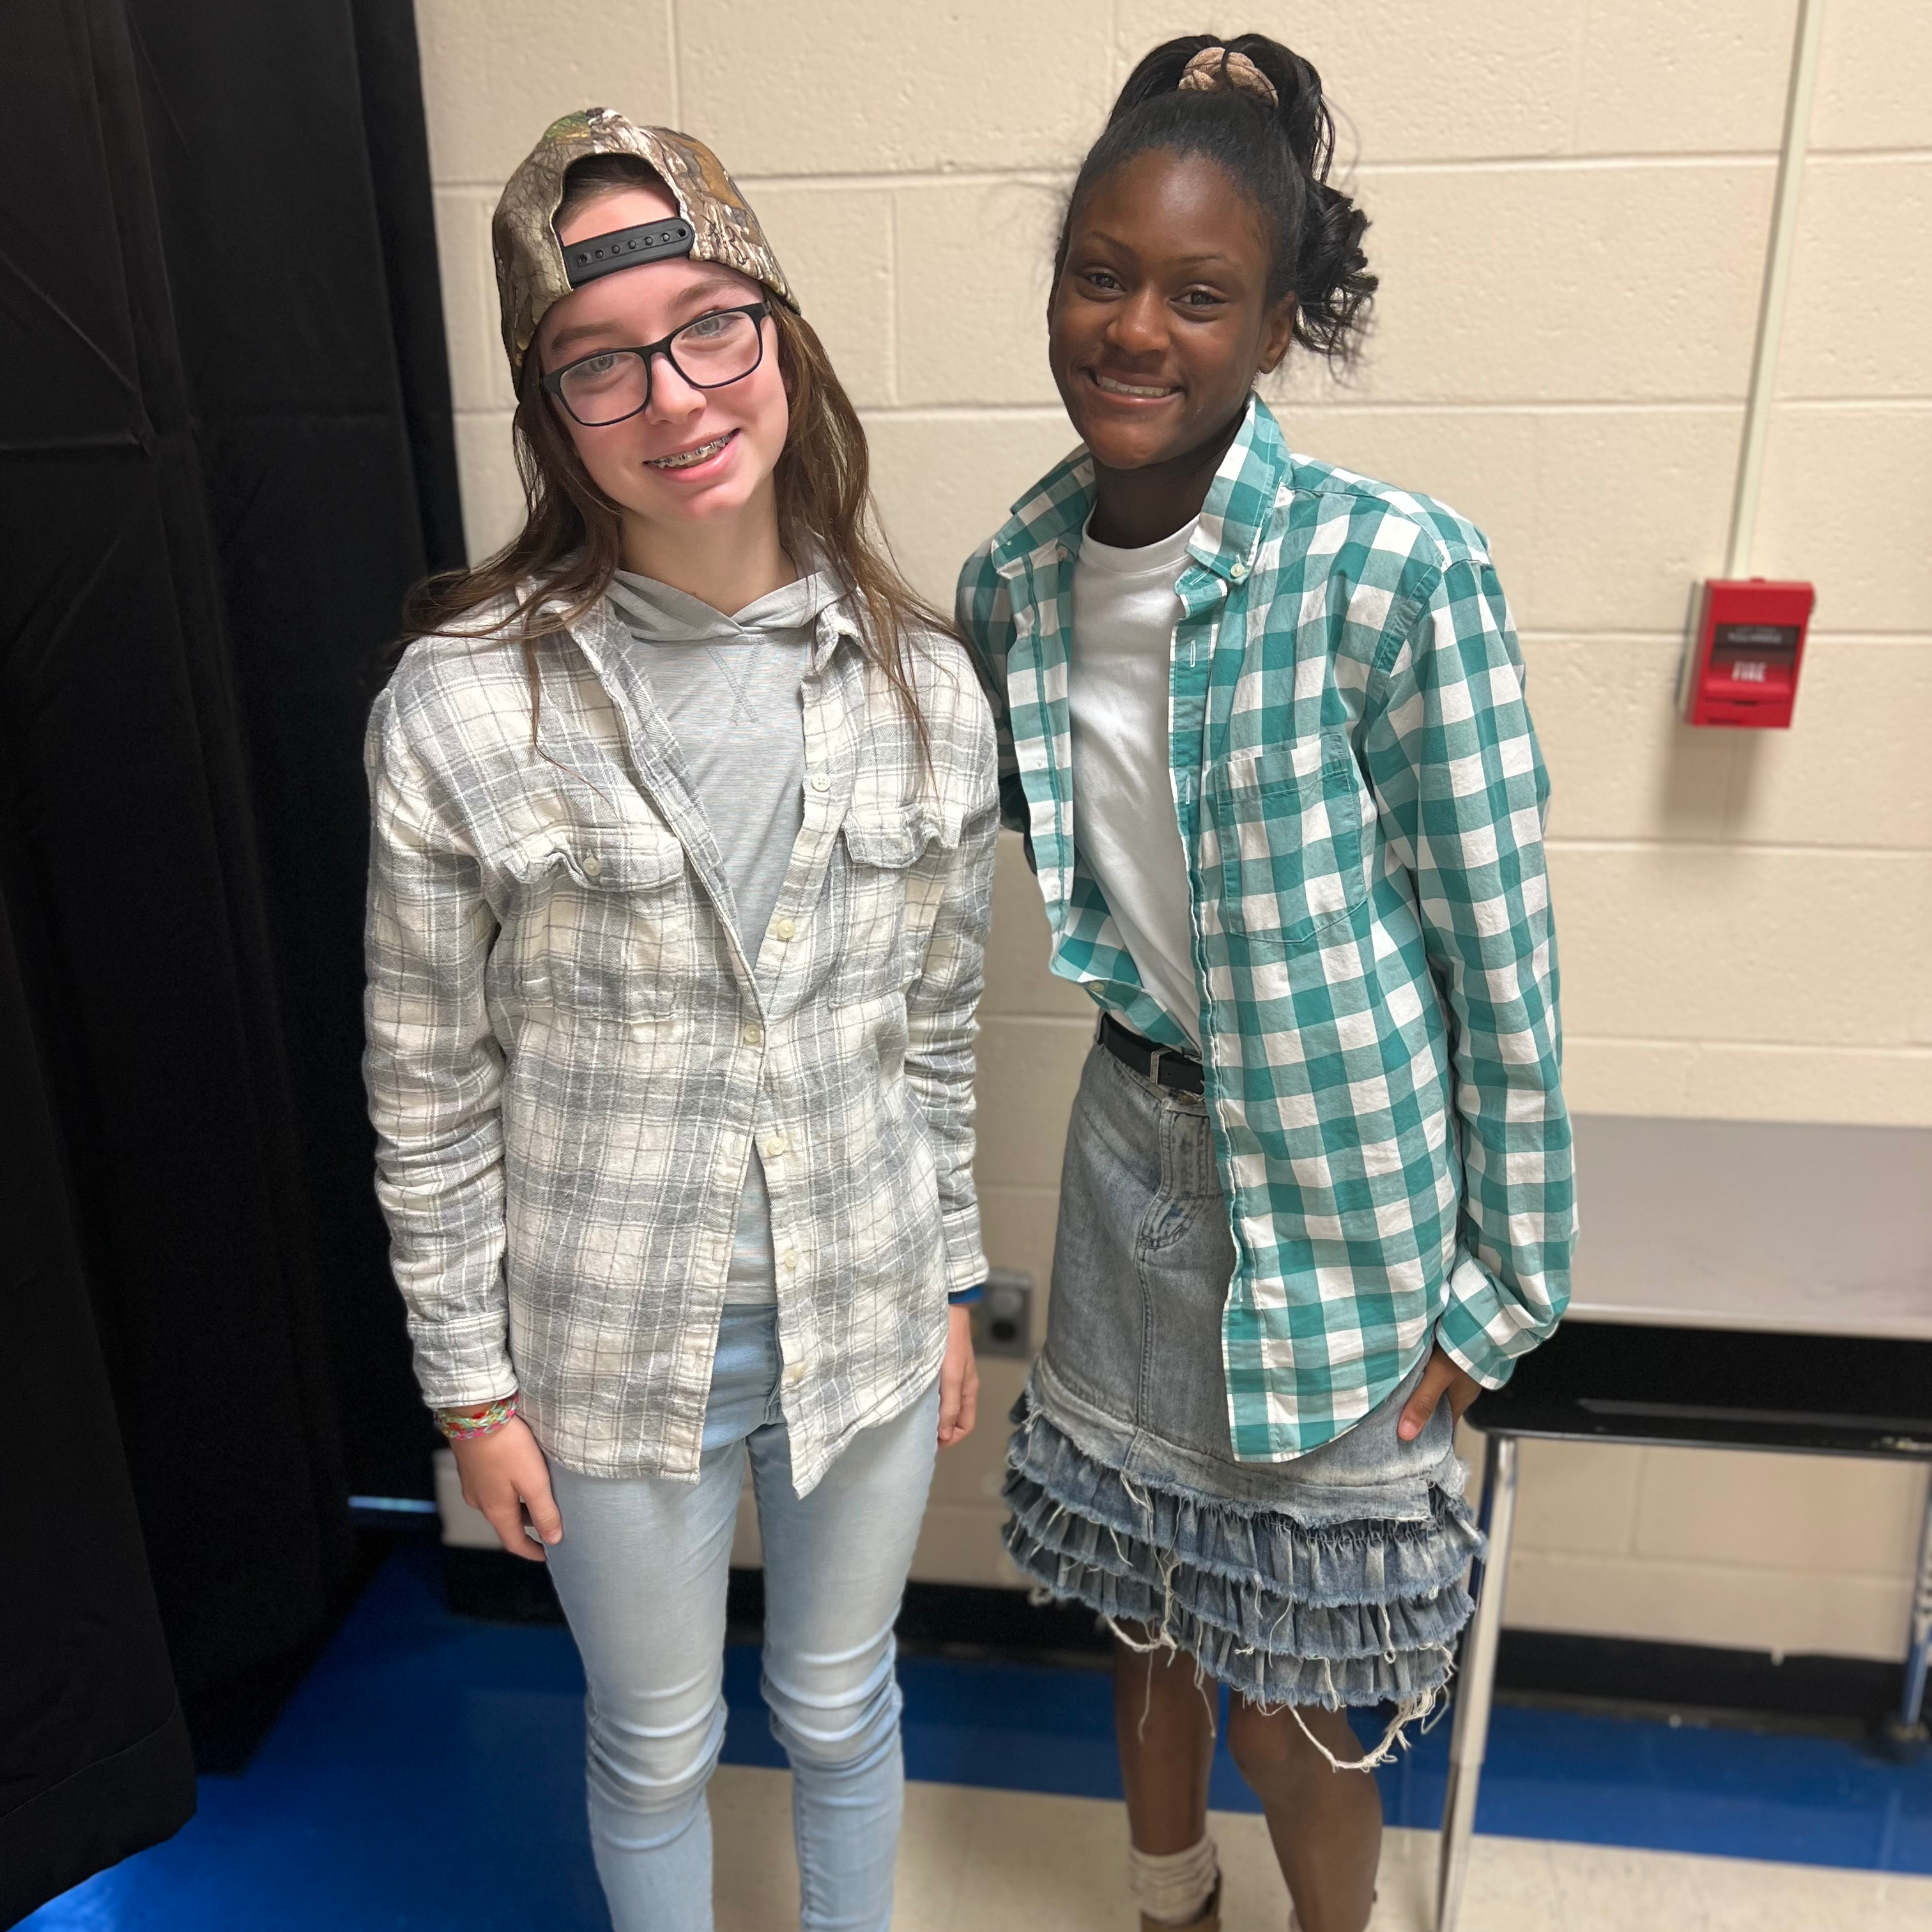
1680, 578, 1814, 729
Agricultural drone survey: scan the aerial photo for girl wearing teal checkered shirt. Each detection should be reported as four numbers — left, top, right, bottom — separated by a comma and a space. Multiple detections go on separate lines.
957, 35, 1575, 1932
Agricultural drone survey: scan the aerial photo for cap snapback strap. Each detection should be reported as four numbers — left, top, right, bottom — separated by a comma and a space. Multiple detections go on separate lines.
563, 218, 694, 288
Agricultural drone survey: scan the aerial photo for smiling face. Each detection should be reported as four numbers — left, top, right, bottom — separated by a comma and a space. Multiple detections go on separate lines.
1050, 148, 1296, 478
535, 181, 788, 537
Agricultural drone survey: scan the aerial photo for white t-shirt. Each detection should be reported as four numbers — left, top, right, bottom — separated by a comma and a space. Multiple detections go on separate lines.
1069, 515, 1204, 1049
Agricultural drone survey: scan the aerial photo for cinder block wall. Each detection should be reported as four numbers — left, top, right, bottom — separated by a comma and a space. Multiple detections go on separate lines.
415, 0, 1932, 1660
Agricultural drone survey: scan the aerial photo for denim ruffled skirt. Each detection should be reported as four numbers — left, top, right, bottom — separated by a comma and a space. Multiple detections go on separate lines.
1002, 1044, 1481, 1735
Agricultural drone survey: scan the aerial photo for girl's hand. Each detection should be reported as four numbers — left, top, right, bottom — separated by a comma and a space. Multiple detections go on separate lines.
937, 1303, 979, 1448
1397, 1346, 1482, 1443
449, 1414, 562, 1561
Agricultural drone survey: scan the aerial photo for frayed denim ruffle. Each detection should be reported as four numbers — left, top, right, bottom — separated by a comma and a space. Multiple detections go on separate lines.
1000, 1393, 1481, 1715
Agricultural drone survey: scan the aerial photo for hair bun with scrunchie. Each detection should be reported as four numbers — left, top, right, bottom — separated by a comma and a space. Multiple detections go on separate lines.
1176, 45, 1280, 109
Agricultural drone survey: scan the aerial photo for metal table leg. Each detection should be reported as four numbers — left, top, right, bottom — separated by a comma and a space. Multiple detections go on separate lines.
1435, 1432, 1520, 1932
1881, 1468, 1932, 1759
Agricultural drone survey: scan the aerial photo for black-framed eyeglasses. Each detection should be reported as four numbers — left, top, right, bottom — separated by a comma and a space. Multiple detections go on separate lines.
540, 302, 770, 427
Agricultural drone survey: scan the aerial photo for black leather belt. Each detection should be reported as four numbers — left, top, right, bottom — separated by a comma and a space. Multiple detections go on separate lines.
1098, 1012, 1204, 1096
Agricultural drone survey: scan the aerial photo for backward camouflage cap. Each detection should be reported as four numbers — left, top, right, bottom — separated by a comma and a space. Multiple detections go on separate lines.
493, 107, 797, 386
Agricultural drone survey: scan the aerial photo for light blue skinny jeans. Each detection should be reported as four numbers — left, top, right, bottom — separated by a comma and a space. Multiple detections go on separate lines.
544, 1303, 940, 1932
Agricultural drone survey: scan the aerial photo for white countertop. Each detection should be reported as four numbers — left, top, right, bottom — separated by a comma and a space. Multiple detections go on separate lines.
1563, 1117, 1932, 1340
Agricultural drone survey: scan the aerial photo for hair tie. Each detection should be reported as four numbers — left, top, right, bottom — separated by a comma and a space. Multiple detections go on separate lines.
1177, 46, 1280, 109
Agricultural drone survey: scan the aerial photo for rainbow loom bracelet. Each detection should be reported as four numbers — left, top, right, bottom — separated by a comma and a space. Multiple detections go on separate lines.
435, 1395, 519, 1442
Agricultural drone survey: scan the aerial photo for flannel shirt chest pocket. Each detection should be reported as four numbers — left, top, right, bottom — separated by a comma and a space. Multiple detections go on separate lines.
500, 816, 690, 1020
1207, 727, 1370, 956
833, 802, 949, 998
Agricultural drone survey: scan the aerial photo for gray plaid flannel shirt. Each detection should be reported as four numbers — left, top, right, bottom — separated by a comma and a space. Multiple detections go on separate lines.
959, 395, 1575, 1460
364, 591, 998, 1492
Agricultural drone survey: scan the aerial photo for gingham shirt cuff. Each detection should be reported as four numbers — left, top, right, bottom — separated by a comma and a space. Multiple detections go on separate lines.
1434, 1291, 1526, 1392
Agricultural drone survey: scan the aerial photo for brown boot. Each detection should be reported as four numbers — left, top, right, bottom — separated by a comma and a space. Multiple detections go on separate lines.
1142, 1876, 1221, 1932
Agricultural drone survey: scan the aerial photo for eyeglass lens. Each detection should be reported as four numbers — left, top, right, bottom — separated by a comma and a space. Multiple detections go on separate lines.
558, 310, 763, 425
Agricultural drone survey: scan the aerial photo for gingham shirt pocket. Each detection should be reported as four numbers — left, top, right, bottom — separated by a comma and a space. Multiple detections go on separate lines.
1209, 727, 1368, 956
503, 824, 689, 1022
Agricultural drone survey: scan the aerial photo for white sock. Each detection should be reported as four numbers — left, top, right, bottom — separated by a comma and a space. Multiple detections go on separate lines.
1127, 1834, 1219, 1925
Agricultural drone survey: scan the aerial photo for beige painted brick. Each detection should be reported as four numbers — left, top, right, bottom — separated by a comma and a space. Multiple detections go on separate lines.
1275, 403, 1740, 639
1574, 0, 1800, 155
1351, 164, 1772, 405
1723, 641, 1932, 848
434, 188, 515, 415
1756, 406, 1932, 632
973, 1015, 1093, 1190
1501, 1550, 1915, 1659
909, 1499, 1031, 1588
1113, 1, 1583, 164
1684, 1044, 1932, 1125
1508, 1438, 1648, 1558
1559, 1037, 1697, 1117
415, 0, 676, 188
743, 186, 894, 411
1538, 635, 1932, 852
977, 1184, 1062, 1317
983, 832, 1092, 1020
1811, 0, 1932, 152
1634, 1448, 1929, 1574
1561, 1039, 1932, 1125
680, 0, 1112, 176
1549, 845, 1932, 1047
1254, 346, 1358, 417
1779, 159, 1932, 399
1518, 410, 1740, 632
864, 412, 1078, 610
1231, 406, 1736, 641
452, 410, 524, 563
893, 181, 1064, 409
1528, 638, 1736, 844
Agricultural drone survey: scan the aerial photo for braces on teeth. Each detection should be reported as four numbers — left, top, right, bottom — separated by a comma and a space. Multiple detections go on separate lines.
650, 434, 731, 468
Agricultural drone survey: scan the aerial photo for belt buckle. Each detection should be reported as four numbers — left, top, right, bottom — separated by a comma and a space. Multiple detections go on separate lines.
1147, 1046, 1172, 1092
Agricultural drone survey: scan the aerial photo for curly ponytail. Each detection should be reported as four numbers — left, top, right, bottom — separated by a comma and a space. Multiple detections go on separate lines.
1057, 33, 1375, 363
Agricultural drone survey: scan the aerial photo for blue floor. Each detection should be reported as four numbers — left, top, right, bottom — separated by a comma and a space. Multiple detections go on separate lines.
24, 1546, 1932, 1929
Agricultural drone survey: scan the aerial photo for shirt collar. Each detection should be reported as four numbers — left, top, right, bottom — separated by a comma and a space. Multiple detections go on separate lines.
988, 392, 1289, 584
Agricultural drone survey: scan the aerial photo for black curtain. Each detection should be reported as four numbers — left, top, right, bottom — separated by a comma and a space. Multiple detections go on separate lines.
0, 0, 461, 1914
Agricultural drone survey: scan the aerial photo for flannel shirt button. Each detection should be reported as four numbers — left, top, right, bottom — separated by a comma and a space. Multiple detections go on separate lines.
742, 1022, 763, 1046
774, 917, 795, 941
581, 854, 603, 876
762, 1131, 788, 1159
1229, 561, 1248, 581
781, 1248, 798, 1271
784, 1360, 806, 1386
809, 772, 830, 793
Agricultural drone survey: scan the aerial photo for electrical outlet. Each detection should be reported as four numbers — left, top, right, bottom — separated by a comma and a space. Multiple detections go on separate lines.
972, 1268, 1034, 1358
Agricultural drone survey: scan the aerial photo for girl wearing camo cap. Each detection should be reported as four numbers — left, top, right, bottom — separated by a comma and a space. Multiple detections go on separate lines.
959, 37, 1575, 1932
364, 107, 997, 1931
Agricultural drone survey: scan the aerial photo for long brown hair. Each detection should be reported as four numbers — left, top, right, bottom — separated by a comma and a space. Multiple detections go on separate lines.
402, 163, 942, 756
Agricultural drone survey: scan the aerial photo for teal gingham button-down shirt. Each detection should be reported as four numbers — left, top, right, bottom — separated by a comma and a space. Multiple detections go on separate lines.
958, 395, 1575, 1460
